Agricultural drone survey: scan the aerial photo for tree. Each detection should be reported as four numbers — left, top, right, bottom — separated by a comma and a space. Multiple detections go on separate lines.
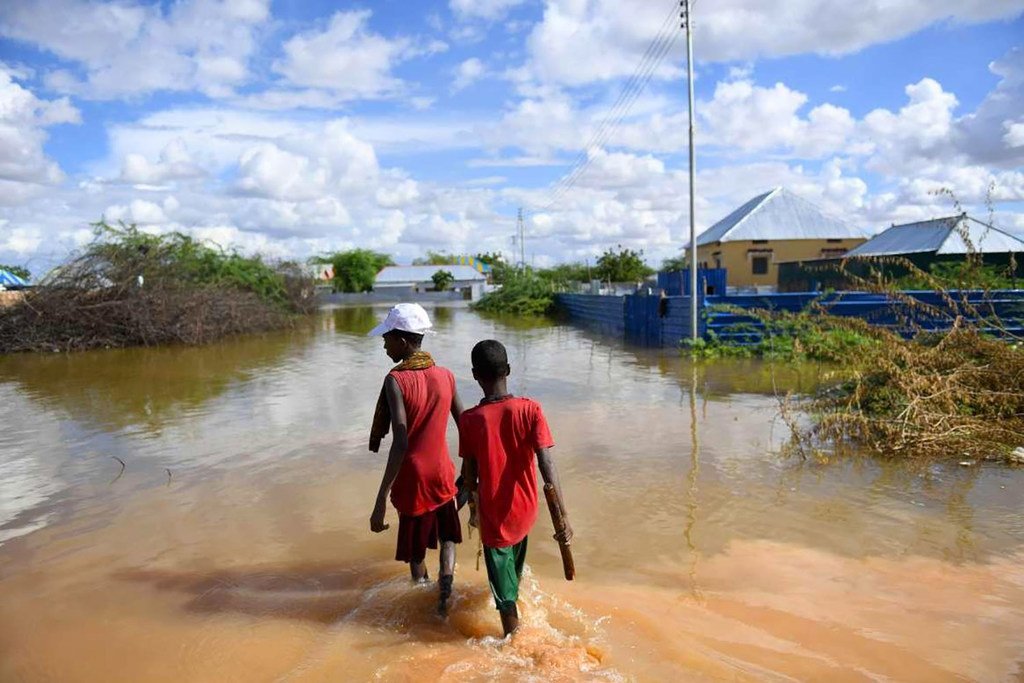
431, 269, 455, 291
661, 254, 689, 272
413, 250, 453, 266
594, 246, 655, 282
474, 251, 511, 284
537, 262, 591, 286
311, 249, 393, 293
0, 264, 30, 281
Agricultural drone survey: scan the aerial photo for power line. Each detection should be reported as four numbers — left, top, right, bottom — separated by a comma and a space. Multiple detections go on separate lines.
525, 0, 681, 217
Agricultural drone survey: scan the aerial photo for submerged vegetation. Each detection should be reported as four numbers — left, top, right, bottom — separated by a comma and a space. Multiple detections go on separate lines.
694, 236, 1024, 462
804, 324, 1023, 461
472, 246, 659, 316
695, 305, 1024, 462
685, 309, 880, 363
472, 269, 555, 317
0, 221, 315, 354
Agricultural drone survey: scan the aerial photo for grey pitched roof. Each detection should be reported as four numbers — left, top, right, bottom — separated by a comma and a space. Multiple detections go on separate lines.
375, 265, 487, 284
846, 215, 1024, 257
697, 187, 869, 246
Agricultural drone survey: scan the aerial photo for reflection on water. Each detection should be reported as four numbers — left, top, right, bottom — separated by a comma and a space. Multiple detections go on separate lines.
0, 306, 1022, 681
0, 326, 316, 433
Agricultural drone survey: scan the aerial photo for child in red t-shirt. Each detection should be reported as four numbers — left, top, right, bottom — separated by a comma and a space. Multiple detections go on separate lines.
458, 339, 573, 636
367, 304, 464, 616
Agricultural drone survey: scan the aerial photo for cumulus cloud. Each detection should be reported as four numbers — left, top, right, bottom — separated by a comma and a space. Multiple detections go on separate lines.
104, 198, 169, 225
520, 0, 1023, 87
0, 0, 270, 98
272, 10, 411, 100
120, 139, 205, 184
955, 47, 1024, 167
699, 79, 856, 158
0, 68, 80, 204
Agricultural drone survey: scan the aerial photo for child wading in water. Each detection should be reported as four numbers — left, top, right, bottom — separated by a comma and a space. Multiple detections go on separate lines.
458, 339, 573, 636
367, 304, 464, 615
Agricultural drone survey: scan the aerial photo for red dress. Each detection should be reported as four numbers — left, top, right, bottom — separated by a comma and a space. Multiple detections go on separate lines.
388, 365, 458, 517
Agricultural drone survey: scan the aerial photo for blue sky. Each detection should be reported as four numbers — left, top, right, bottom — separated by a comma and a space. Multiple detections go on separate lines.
1, 0, 1022, 273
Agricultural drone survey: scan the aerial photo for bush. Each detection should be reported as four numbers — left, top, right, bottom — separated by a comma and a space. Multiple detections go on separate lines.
431, 269, 455, 291
537, 262, 591, 288
686, 309, 879, 362
892, 261, 1020, 290
594, 246, 655, 282
0, 221, 315, 353
806, 325, 1024, 461
471, 270, 554, 316
311, 249, 392, 293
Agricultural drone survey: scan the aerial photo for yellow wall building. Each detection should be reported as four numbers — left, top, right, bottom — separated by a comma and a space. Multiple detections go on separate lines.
691, 188, 869, 290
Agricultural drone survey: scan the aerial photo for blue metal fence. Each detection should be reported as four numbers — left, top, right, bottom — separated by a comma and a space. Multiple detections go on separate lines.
657, 268, 727, 296
556, 289, 1024, 347
704, 290, 1024, 341
557, 294, 625, 336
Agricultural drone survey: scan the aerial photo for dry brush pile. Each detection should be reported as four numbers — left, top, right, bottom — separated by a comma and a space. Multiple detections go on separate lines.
0, 222, 316, 354
797, 321, 1024, 462
771, 249, 1024, 462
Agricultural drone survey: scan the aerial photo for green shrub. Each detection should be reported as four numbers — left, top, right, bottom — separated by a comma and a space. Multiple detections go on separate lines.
472, 270, 554, 316
312, 249, 393, 293
431, 269, 455, 291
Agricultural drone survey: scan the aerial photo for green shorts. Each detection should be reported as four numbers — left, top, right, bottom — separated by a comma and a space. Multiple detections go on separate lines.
483, 537, 528, 611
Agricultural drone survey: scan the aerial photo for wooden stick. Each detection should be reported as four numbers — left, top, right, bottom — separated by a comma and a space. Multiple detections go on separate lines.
543, 483, 575, 580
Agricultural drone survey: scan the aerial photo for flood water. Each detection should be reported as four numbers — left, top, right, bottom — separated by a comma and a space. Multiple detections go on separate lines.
1, 306, 1022, 682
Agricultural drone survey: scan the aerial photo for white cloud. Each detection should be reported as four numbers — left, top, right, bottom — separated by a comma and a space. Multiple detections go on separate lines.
520, 0, 1023, 87
450, 0, 528, 21
484, 90, 587, 155
236, 144, 330, 201
0, 0, 270, 98
452, 58, 486, 92
523, 0, 681, 87
104, 198, 168, 224
272, 10, 409, 99
376, 176, 421, 208
862, 78, 958, 170
120, 139, 205, 184
0, 223, 43, 256
955, 47, 1024, 167
1005, 122, 1024, 148
0, 68, 80, 204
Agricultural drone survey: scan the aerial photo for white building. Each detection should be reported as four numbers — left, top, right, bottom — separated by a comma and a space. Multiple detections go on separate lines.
374, 265, 488, 299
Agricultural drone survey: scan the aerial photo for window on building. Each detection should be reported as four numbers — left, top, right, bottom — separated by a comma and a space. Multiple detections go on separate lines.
752, 256, 769, 275
820, 248, 846, 258
752, 239, 769, 245
826, 238, 843, 243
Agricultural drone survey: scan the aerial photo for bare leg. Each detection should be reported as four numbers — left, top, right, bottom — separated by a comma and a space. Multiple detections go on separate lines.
437, 541, 455, 615
499, 603, 519, 637
410, 559, 428, 582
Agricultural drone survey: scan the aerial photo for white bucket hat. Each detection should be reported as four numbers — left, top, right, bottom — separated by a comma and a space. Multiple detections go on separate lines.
367, 303, 435, 337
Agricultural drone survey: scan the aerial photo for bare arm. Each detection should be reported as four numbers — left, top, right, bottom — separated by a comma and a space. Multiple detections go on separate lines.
370, 376, 407, 533
451, 387, 464, 423
537, 448, 573, 543
460, 456, 479, 527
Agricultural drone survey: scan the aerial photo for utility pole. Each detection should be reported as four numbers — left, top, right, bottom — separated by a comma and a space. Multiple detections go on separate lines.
516, 207, 526, 270
682, 0, 698, 343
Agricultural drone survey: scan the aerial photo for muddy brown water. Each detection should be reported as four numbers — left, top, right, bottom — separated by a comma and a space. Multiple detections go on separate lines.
1, 306, 1022, 682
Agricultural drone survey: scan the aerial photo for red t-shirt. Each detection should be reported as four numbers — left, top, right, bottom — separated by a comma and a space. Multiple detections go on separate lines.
458, 396, 554, 548
388, 365, 458, 517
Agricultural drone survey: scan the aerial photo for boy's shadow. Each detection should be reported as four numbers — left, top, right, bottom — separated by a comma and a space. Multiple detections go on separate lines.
115, 561, 496, 641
